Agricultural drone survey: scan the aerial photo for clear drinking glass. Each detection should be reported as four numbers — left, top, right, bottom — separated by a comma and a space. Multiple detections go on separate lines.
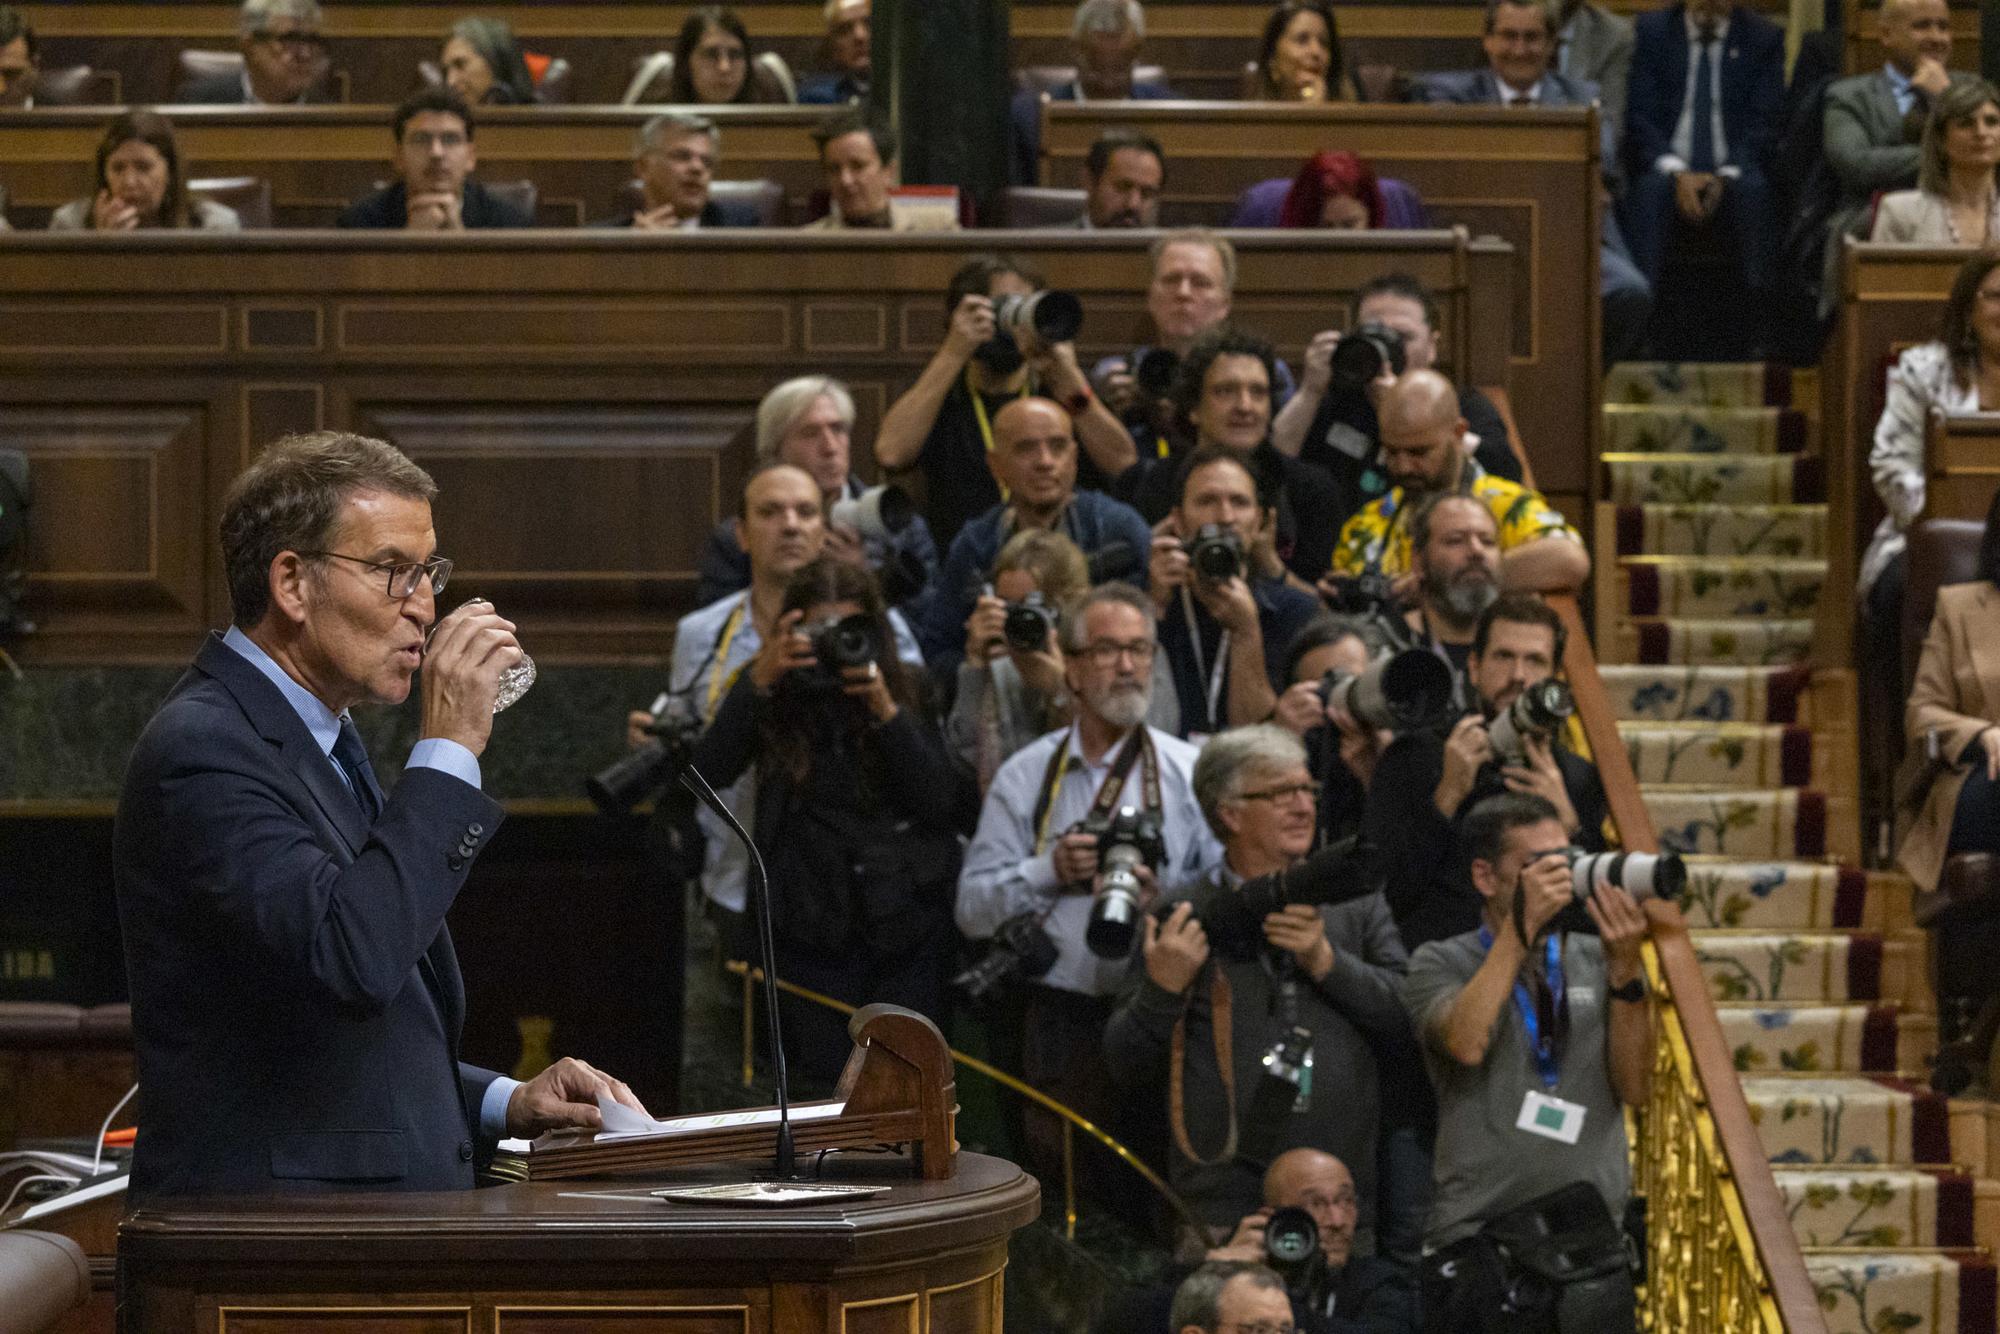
430, 598, 535, 713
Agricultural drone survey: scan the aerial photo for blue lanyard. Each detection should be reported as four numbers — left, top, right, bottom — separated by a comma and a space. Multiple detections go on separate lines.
1479, 927, 1565, 1090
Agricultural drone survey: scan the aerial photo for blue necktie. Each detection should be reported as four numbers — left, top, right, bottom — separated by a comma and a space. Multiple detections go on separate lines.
1689, 26, 1718, 173
332, 716, 382, 824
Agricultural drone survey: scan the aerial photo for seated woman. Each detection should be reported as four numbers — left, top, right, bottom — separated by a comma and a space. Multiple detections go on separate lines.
1253, 1, 1353, 103
945, 529, 1087, 792
1900, 487, 2000, 1043
688, 557, 977, 1087
1861, 251, 2000, 679
48, 111, 239, 232
641, 6, 788, 105
1872, 78, 2000, 248
438, 17, 537, 106
1279, 150, 1385, 229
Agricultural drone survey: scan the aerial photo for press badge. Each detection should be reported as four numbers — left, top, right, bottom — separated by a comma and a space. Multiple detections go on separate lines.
1517, 1090, 1587, 1144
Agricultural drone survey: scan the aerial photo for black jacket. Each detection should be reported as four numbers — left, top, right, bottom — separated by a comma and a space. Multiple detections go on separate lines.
337, 180, 534, 229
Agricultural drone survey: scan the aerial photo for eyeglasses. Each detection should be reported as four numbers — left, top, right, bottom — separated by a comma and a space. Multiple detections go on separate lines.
405, 131, 468, 151
251, 29, 329, 53
1080, 640, 1157, 667
1235, 780, 1323, 805
301, 551, 454, 600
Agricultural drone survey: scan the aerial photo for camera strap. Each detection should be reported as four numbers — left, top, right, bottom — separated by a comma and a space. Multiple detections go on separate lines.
702, 601, 751, 719
1479, 925, 1569, 1089
1028, 725, 1159, 856
1177, 585, 1230, 734
966, 365, 1032, 495
1170, 965, 1239, 1171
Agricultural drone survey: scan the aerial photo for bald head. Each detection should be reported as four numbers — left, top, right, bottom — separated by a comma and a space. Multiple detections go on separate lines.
1264, 1147, 1359, 1271
1378, 370, 1468, 494
1380, 370, 1459, 435
990, 396, 1079, 519
1879, 0, 1951, 75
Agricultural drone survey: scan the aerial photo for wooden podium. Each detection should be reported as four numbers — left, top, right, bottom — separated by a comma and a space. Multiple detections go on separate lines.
118, 1150, 1039, 1333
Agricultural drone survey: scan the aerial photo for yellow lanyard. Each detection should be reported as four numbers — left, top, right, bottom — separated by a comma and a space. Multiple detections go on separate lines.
704, 601, 749, 719
1155, 435, 1171, 459
1031, 744, 1074, 856
967, 365, 1032, 459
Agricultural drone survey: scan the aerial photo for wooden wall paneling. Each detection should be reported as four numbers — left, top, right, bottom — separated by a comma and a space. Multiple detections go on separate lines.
1820, 242, 1967, 670
1041, 102, 1597, 492
0, 229, 1507, 662
1926, 414, 2000, 523
1841, 0, 1984, 77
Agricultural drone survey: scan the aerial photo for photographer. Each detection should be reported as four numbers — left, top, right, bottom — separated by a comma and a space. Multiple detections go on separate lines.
874, 254, 1138, 547
1149, 446, 1320, 738
1402, 793, 1652, 1334
958, 583, 1219, 1187
1123, 326, 1341, 591
629, 463, 925, 939
947, 528, 1087, 791
1326, 372, 1586, 596
1273, 615, 1394, 847
915, 395, 1152, 675
687, 555, 978, 1086
1368, 589, 1605, 954
1400, 491, 1501, 681
1271, 274, 1522, 532
1104, 725, 1407, 1249
695, 375, 938, 611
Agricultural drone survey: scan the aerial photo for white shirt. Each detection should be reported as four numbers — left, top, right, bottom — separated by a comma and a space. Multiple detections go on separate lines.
1497, 76, 1546, 106
1860, 341, 1982, 594
1661, 14, 1739, 178
669, 588, 924, 912
956, 724, 1220, 996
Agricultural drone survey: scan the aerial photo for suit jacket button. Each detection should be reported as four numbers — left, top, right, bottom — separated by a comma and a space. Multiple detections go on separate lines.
448, 854, 465, 872
468, 823, 484, 837
459, 1140, 475, 1162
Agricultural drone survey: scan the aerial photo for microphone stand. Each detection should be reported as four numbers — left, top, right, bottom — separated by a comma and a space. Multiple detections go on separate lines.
679, 763, 795, 1179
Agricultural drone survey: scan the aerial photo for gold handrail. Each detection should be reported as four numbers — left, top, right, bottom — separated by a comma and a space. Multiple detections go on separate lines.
1548, 593, 1827, 1333
724, 960, 1212, 1242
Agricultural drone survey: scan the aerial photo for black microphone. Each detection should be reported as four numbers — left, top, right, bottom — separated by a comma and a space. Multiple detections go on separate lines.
678, 763, 795, 1179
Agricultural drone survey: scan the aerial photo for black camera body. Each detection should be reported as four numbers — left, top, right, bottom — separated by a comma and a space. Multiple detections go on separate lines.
1263, 1205, 1324, 1285
1134, 347, 1180, 400
1328, 320, 1408, 391
1489, 679, 1575, 765
950, 909, 1061, 1005
1002, 591, 1060, 653
1080, 805, 1168, 959
1164, 834, 1380, 957
801, 611, 883, 688
1186, 523, 1246, 583
585, 697, 704, 815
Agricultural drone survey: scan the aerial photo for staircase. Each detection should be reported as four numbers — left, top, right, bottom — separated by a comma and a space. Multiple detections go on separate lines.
1597, 363, 2000, 1333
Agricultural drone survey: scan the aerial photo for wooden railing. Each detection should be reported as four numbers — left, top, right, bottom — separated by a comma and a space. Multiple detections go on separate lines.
1548, 593, 1827, 1334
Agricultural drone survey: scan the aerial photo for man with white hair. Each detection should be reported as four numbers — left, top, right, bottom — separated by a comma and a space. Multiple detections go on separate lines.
798, 0, 871, 105
1008, 0, 1177, 183
958, 582, 1217, 1187
177, 0, 333, 105
695, 376, 937, 608
598, 114, 765, 229
1105, 723, 1406, 1246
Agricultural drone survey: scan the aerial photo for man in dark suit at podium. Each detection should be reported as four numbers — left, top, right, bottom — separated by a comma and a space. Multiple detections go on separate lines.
115, 431, 645, 1200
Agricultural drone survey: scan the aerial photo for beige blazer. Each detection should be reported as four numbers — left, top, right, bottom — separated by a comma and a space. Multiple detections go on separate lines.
1872, 188, 2000, 247
1899, 581, 2000, 899
802, 202, 958, 232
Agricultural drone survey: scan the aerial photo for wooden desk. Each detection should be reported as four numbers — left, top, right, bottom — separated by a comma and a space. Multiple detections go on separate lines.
1041, 100, 1600, 495
119, 1151, 1041, 1334
1820, 242, 1967, 667
0, 227, 1511, 664
1925, 412, 2000, 523
0, 106, 835, 229
1842, 0, 1984, 77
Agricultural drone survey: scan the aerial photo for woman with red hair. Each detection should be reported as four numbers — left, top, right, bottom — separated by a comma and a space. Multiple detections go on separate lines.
1278, 150, 1384, 229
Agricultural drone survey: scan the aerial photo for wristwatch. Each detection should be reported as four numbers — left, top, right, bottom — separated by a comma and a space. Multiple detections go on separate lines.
1608, 976, 1648, 1004
1061, 386, 1094, 416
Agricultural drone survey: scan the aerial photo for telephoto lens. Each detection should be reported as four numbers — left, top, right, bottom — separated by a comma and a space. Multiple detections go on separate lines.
827, 484, 913, 542
1133, 347, 1180, 400
1488, 679, 1576, 765
1567, 849, 1686, 906
1326, 320, 1407, 391
993, 290, 1084, 344
1081, 806, 1167, 958
1262, 1206, 1322, 1282
1321, 649, 1456, 734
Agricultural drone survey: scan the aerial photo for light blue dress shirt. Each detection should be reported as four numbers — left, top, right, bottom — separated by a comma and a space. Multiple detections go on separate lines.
219, 625, 519, 1136
1883, 61, 1916, 117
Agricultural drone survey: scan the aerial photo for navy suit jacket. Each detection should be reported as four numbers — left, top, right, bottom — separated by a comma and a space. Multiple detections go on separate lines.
1008, 78, 1177, 184
114, 633, 506, 1199
1623, 4, 1784, 181
1415, 68, 1619, 181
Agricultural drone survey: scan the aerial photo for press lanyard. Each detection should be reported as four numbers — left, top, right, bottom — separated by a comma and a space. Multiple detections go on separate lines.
1479, 926, 1566, 1090
704, 601, 750, 719
1154, 435, 1171, 459
1028, 725, 1161, 856
1178, 585, 1230, 733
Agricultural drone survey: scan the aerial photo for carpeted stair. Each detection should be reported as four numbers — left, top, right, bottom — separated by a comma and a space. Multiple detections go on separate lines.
1601, 364, 1997, 1333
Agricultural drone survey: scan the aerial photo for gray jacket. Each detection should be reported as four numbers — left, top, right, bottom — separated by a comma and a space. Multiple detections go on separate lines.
1561, 2, 1634, 150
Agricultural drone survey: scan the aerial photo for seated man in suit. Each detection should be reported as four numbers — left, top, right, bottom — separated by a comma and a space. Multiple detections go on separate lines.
596, 113, 766, 229
798, 0, 871, 105
178, 0, 333, 106
0, 6, 38, 109
115, 431, 645, 1200
1009, 0, 1177, 184
339, 89, 534, 230
1414, 0, 1650, 361
1821, 0, 1961, 292
1619, 0, 1784, 305
1070, 128, 1166, 229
